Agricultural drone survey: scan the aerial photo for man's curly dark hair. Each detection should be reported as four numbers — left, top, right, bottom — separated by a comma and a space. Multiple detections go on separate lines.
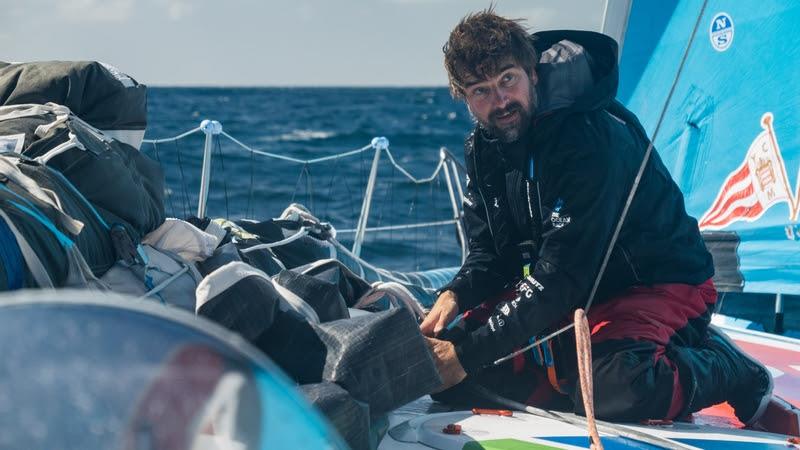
443, 7, 538, 99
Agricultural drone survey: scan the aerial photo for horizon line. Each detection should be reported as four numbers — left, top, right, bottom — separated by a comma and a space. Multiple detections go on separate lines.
147, 84, 451, 89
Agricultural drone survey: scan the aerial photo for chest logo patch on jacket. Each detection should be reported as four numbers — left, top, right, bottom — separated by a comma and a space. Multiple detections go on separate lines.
550, 198, 571, 229
517, 275, 545, 299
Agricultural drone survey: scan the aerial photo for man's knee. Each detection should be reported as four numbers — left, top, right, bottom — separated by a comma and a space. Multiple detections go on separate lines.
572, 341, 677, 421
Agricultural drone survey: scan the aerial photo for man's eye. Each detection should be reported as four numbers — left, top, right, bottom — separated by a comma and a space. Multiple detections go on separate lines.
502, 73, 517, 85
472, 87, 488, 98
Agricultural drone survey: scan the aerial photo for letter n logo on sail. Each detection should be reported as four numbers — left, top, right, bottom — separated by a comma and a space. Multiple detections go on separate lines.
699, 113, 793, 230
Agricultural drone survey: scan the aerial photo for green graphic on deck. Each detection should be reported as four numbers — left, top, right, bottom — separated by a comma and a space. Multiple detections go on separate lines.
463, 438, 563, 450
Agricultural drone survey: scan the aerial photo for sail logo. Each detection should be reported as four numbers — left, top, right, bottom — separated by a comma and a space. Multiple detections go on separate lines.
709, 12, 734, 52
699, 113, 797, 230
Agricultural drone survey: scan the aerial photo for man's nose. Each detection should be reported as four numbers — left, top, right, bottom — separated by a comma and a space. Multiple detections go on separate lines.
491, 86, 511, 109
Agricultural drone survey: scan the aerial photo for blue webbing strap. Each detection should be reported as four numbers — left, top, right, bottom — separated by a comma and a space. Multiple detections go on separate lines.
0, 215, 24, 289
0, 208, 54, 288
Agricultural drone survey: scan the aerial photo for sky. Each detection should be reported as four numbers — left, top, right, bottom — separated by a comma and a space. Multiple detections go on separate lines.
1, 0, 605, 87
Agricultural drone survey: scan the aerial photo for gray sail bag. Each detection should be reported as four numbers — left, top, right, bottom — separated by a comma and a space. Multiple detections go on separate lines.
197, 261, 442, 415
0, 61, 147, 149
0, 104, 165, 239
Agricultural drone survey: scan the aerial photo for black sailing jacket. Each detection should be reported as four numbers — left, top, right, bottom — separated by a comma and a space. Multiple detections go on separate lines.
441, 30, 715, 373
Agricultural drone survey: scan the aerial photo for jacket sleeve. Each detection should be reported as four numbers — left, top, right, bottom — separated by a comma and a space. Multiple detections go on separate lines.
455, 119, 629, 374
438, 152, 515, 312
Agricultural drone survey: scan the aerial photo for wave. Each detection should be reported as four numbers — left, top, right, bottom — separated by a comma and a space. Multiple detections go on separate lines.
266, 129, 338, 142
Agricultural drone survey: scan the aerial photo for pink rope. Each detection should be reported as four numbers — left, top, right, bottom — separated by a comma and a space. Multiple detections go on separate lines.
575, 308, 604, 450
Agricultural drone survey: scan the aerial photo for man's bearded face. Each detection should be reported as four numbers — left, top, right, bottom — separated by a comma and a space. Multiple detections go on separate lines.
464, 64, 538, 143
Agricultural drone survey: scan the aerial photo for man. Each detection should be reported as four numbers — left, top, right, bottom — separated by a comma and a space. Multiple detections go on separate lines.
421, 9, 773, 424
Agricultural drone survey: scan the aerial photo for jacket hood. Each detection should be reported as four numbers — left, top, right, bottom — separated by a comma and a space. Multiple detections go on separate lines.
532, 30, 619, 115
468, 30, 619, 161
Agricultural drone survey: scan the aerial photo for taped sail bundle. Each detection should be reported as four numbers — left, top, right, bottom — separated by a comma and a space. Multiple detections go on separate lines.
273, 258, 372, 323
222, 205, 446, 309
0, 103, 165, 239
234, 218, 336, 270
300, 382, 371, 450
0, 61, 146, 149
197, 261, 442, 415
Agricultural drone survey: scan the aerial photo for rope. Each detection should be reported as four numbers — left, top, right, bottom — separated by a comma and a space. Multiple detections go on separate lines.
493, 0, 709, 366
384, 148, 445, 184
214, 136, 230, 219
142, 127, 203, 144
467, 384, 693, 450
137, 265, 190, 301
575, 308, 602, 450
221, 130, 373, 164
239, 227, 309, 253
336, 219, 458, 234
173, 139, 190, 219
150, 141, 177, 217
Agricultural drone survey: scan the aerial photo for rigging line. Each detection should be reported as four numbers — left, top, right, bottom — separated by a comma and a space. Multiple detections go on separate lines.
173, 138, 190, 219
323, 155, 341, 221
433, 171, 440, 268
214, 135, 230, 219
327, 238, 417, 286
413, 183, 419, 271
247, 137, 255, 219
290, 164, 308, 206
305, 163, 314, 213
239, 227, 310, 253
493, 0, 710, 366
152, 141, 177, 217
389, 162, 396, 245
376, 161, 393, 231
336, 219, 459, 234
341, 157, 357, 231
141, 127, 202, 144
220, 130, 372, 164
383, 148, 445, 183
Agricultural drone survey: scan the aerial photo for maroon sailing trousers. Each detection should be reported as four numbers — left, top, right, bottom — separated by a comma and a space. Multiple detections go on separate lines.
458, 279, 718, 421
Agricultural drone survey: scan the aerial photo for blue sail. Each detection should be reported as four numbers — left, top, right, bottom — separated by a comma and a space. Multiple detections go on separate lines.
619, 0, 800, 295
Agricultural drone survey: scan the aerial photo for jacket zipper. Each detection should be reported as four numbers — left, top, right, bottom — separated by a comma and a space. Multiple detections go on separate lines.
473, 146, 496, 240
619, 245, 642, 282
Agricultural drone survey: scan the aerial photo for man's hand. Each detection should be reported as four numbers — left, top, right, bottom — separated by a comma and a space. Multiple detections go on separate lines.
426, 337, 467, 392
420, 290, 459, 337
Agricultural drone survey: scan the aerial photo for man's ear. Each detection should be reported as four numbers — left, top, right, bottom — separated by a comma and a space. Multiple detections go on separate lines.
529, 68, 538, 85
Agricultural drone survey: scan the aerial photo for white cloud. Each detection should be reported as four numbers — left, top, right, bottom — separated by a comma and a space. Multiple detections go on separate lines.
384, 0, 453, 4
503, 6, 558, 28
296, 3, 315, 22
163, 0, 194, 21
55, 0, 135, 23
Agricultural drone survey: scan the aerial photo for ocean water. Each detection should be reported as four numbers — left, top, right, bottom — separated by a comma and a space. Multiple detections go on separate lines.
143, 87, 473, 272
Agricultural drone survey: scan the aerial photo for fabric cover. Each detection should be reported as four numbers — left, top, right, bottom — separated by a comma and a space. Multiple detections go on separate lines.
293, 259, 372, 307
0, 61, 146, 148
273, 269, 350, 323
0, 103, 165, 239
0, 155, 103, 289
312, 308, 441, 414
142, 218, 219, 262
11, 155, 116, 276
197, 262, 442, 414
300, 382, 371, 450
196, 242, 243, 277
100, 245, 201, 310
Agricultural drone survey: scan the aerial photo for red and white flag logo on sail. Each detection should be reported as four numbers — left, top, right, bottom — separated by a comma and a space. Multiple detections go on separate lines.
698, 113, 794, 230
